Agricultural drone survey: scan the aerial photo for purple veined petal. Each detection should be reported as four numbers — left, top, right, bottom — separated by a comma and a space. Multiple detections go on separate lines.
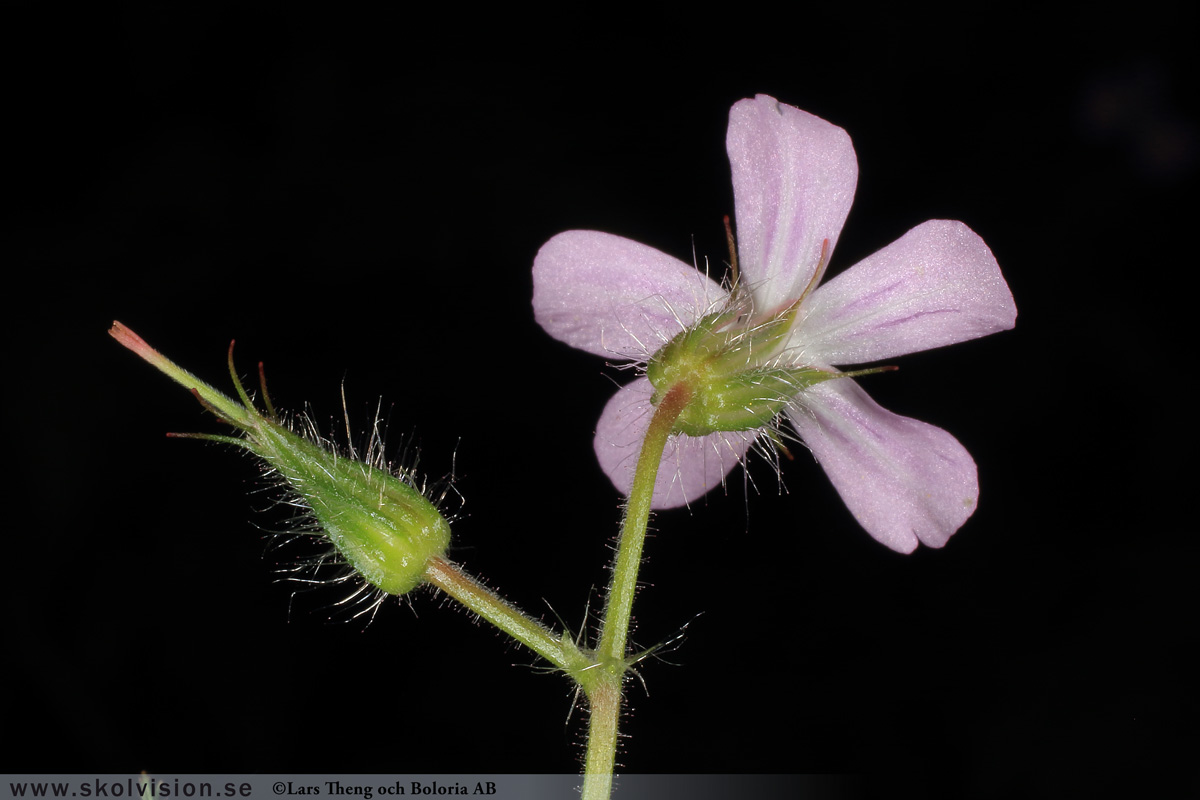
533, 230, 727, 360
792, 220, 1017, 365
594, 377, 756, 509
727, 95, 858, 315
787, 379, 979, 553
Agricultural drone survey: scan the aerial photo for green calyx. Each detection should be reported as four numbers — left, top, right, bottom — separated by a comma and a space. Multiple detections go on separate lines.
646, 302, 838, 437
110, 322, 450, 597
249, 423, 451, 597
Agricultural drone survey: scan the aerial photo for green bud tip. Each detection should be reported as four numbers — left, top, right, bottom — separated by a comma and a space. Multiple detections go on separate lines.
109, 321, 451, 597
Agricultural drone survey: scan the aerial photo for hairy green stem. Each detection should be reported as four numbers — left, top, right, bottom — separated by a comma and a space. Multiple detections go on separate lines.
424, 556, 589, 674
581, 383, 692, 800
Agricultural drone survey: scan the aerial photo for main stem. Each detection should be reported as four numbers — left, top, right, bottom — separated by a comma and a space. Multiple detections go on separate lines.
581, 383, 691, 800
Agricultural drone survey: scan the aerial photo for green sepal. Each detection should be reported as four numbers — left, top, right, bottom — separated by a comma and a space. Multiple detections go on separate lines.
645, 301, 840, 436
670, 366, 838, 436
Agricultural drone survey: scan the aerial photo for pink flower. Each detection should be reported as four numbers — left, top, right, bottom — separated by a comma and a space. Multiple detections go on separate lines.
532, 95, 1016, 552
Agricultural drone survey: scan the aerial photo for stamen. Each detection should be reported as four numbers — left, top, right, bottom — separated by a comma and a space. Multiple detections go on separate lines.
187, 386, 240, 428
837, 364, 899, 380
723, 215, 739, 291
258, 361, 279, 420
796, 237, 831, 307
227, 340, 256, 411
764, 428, 795, 461
166, 430, 253, 450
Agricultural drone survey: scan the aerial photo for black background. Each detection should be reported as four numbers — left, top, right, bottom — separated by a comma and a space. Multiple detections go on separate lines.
5, 6, 1196, 798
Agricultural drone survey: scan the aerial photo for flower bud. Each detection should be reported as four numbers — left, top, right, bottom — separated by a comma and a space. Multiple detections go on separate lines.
110, 322, 450, 597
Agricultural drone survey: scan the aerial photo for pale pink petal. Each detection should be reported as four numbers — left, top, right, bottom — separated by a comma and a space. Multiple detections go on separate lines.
532, 230, 727, 360
792, 220, 1017, 365
787, 379, 979, 553
594, 377, 756, 509
727, 95, 858, 314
